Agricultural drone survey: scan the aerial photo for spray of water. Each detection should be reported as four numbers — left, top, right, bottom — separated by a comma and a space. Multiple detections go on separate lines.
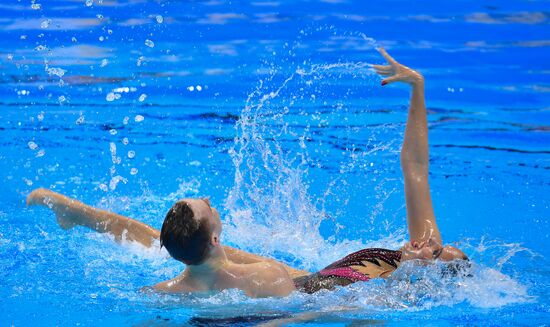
223, 57, 403, 271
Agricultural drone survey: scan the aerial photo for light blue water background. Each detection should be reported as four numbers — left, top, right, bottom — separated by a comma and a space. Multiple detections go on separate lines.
0, 0, 549, 325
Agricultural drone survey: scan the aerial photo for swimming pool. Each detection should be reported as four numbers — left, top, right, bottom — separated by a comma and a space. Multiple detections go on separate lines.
1, 0, 548, 325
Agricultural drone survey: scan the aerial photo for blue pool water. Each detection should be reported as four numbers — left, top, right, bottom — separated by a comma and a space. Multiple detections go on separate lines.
1, 0, 549, 325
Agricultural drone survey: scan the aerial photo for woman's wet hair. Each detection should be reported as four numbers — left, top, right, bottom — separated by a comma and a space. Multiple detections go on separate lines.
160, 201, 211, 265
441, 256, 472, 278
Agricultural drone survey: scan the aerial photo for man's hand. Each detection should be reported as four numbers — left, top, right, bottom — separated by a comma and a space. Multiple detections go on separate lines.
372, 48, 424, 86
26, 188, 77, 230
26, 188, 52, 206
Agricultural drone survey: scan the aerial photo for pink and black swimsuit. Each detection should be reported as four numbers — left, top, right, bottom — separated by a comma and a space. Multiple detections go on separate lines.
293, 248, 402, 294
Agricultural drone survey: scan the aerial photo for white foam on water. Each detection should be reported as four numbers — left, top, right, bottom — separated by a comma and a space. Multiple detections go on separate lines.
137, 254, 530, 314
85, 232, 169, 263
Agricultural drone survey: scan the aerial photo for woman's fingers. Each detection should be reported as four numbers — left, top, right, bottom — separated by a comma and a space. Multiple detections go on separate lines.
381, 74, 401, 86
372, 64, 391, 71
375, 69, 392, 76
377, 48, 398, 66
373, 63, 394, 77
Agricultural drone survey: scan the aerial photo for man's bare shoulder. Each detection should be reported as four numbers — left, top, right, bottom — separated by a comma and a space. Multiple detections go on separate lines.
152, 275, 195, 293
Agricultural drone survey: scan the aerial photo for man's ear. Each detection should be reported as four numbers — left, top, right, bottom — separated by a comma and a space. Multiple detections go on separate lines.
211, 233, 220, 246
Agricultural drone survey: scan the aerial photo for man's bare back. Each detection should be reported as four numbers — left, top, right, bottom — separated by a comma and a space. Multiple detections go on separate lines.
154, 260, 295, 298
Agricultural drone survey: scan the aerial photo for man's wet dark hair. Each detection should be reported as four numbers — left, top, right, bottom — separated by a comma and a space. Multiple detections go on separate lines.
160, 201, 211, 265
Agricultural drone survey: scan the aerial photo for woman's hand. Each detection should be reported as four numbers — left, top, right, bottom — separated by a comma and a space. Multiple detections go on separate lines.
373, 48, 424, 87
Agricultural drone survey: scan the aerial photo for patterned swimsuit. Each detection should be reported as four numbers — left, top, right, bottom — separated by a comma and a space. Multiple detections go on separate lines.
293, 248, 402, 294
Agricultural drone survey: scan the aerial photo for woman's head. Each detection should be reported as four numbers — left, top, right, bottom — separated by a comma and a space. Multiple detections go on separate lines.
160, 198, 222, 265
401, 237, 468, 262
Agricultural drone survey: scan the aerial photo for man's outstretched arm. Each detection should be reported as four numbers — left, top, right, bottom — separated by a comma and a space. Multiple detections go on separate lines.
27, 188, 160, 247
26, 188, 310, 277
374, 48, 442, 244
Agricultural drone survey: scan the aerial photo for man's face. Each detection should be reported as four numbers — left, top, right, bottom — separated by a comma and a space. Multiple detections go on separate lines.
180, 198, 222, 241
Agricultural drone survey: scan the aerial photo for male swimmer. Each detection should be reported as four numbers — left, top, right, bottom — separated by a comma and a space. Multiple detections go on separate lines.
26, 48, 468, 297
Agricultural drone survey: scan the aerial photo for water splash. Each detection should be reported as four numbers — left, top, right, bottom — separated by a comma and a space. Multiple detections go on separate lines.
223, 58, 399, 270
131, 259, 531, 317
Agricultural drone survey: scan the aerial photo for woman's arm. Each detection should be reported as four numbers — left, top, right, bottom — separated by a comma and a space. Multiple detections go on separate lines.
373, 48, 442, 244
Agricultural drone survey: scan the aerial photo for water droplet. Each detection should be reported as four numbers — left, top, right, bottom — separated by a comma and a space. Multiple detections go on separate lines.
35, 45, 48, 52
109, 175, 127, 190
155, 15, 163, 23
76, 114, 85, 125
109, 142, 116, 153
138, 94, 147, 102
40, 19, 51, 29
99, 183, 108, 192
106, 92, 115, 101
85, 0, 93, 7
36, 149, 46, 157
58, 95, 66, 104
31, 3, 41, 10
122, 137, 129, 145
127, 150, 135, 159
37, 112, 44, 121
71, 37, 77, 43
134, 115, 144, 122
96, 14, 103, 20
196, 85, 202, 91
130, 168, 138, 175
28, 141, 38, 150
136, 56, 145, 66
109, 129, 117, 135
122, 116, 129, 125
100, 59, 108, 67
145, 39, 155, 48
99, 36, 104, 42
46, 67, 66, 77
187, 86, 195, 92
7, 54, 13, 61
